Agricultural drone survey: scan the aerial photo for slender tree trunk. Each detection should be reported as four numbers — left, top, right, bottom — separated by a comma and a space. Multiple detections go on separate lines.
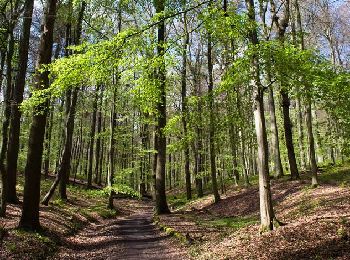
245, 0, 275, 232
0, 51, 6, 93
42, 88, 79, 204
296, 97, 306, 170
44, 104, 54, 178
229, 124, 239, 186
94, 91, 103, 185
154, 0, 170, 214
6, 0, 35, 204
181, 11, 191, 200
108, 88, 117, 209
19, 0, 57, 230
271, 0, 299, 180
140, 117, 149, 196
281, 90, 299, 179
207, 0, 220, 203
295, 0, 318, 182
0, 30, 15, 216
268, 86, 284, 178
41, 1, 85, 204
87, 85, 99, 188
306, 101, 318, 186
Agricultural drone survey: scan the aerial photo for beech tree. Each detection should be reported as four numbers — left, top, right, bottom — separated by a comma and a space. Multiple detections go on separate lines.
19, 0, 58, 230
0, 0, 347, 234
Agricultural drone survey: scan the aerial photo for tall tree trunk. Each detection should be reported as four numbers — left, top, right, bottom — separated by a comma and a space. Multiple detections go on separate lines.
6, 0, 35, 204
296, 97, 306, 170
154, 0, 170, 214
140, 116, 149, 196
271, 0, 299, 180
245, 0, 275, 232
41, 1, 86, 204
108, 87, 117, 209
294, 0, 318, 184
181, 11, 191, 200
41, 88, 79, 204
87, 85, 99, 188
306, 101, 318, 186
0, 30, 15, 216
0, 51, 6, 93
94, 87, 103, 185
207, 0, 220, 203
268, 86, 284, 178
19, 0, 57, 230
44, 103, 54, 178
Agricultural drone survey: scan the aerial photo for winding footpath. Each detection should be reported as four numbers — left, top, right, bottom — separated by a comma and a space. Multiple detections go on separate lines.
53, 200, 189, 260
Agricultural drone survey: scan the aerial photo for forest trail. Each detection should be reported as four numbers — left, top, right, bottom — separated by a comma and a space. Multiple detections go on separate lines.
53, 199, 189, 260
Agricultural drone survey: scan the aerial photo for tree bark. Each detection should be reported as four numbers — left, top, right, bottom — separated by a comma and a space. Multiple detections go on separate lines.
154, 0, 170, 214
19, 0, 58, 230
108, 87, 117, 209
281, 90, 299, 179
87, 85, 99, 188
41, 1, 86, 204
296, 97, 306, 170
181, 10, 191, 200
0, 29, 15, 216
94, 87, 103, 185
294, 0, 318, 184
44, 103, 54, 178
268, 86, 284, 178
245, 0, 275, 232
6, 0, 35, 204
207, 0, 220, 203
271, 0, 299, 180
306, 101, 318, 186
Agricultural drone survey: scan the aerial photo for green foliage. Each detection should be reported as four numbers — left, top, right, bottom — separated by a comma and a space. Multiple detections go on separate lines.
103, 184, 140, 198
318, 163, 350, 185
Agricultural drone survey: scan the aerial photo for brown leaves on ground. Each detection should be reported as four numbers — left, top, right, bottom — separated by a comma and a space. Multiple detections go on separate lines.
160, 177, 350, 260
0, 193, 189, 260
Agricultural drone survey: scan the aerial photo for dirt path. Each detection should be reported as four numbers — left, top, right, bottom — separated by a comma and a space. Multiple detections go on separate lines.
53, 200, 189, 260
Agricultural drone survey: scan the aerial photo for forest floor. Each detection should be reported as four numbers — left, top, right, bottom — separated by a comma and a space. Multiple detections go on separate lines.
0, 177, 188, 259
161, 162, 350, 259
1, 163, 350, 259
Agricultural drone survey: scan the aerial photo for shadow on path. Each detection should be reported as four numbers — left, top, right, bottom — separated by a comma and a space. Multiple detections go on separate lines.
54, 200, 188, 260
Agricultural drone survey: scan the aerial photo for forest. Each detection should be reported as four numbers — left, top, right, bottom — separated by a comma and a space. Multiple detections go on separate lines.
0, 0, 350, 259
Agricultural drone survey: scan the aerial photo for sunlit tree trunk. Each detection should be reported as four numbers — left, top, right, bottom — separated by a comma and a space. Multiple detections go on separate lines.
245, 0, 275, 232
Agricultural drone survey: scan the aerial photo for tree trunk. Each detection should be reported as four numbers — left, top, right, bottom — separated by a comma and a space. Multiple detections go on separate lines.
41, 1, 85, 204
44, 104, 54, 178
94, 87, 103, 185
0, 51, 6, 93
294, 0, 319, 183
6, 0, 35, 204
19, 0, 57, 230
306, 101, 318, 186
0, 30, 15, 216
108, 88, 117, 209
245, 0, 275, 232
181, 12, 191, 200
87, 85, 99, 188
268, 86, 284, 178
154, 0, 170, 214
207, 0, 220, 203
281, 90, 299, 179
296, 97, 306, 170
